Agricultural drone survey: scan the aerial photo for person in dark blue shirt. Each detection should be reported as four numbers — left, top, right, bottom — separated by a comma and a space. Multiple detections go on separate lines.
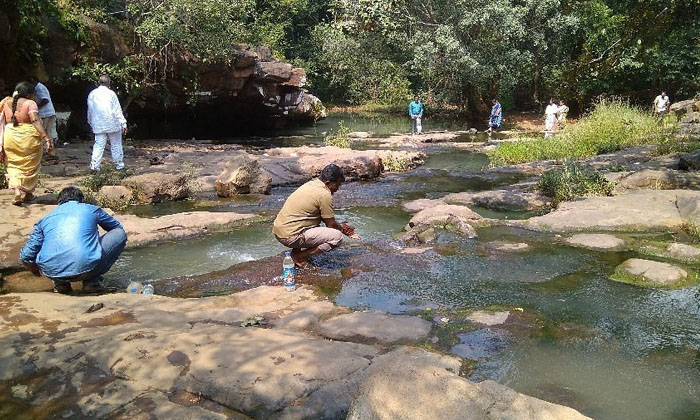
20, 186, 127, 293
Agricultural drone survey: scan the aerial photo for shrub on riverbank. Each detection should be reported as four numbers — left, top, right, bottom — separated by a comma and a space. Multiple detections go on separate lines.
324, 121, 351, 148
538, 161, 613, 205
489, 99, 675, 166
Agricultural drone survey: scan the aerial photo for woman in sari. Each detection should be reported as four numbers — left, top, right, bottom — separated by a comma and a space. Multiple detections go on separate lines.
487, 99, 502, 133
1, 82, 53, 205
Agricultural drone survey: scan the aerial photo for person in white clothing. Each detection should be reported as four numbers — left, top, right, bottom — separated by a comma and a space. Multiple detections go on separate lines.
87, 75, 127, 171
544, 99, 559, 133
653, 91, 670, 120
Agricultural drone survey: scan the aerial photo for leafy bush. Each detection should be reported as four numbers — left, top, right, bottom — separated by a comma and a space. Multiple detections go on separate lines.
537, 161, 614, 205
382, 152, 413, 172
489, 99, 676, 166
324, 121, 351, 148
80, 162, 133, 192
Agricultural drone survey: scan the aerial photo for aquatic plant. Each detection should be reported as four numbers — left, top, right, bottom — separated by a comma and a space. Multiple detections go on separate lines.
489, 98, 677, 166
324, 120, 351, 148
537, 161, 613, 205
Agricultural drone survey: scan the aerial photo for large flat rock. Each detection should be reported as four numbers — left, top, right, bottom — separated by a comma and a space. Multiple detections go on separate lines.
317, 310, 432, 344
566, 233, 625, 250
347, 347, 591, 420
520, 190, 700, 232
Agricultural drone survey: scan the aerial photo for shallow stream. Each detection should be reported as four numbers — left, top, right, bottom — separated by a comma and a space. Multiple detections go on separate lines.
108, 129, 700, 420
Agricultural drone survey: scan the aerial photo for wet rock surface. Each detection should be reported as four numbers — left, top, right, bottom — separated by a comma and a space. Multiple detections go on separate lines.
0, 288, 591, 420
215, 154, 272, 196
565, 233, 625, 250
317, 310, 432, 344
407, 204, 482, 237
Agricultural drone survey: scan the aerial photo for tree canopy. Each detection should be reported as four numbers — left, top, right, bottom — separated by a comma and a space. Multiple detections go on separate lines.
4, 0, 699, 113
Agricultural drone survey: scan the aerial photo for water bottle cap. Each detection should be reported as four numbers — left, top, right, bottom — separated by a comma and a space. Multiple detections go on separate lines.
285, 251, 291, 256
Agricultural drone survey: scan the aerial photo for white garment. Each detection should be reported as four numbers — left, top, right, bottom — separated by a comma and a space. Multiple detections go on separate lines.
91, 131, 124, 170
412, 116, 422, 134
545, 104, 559, 131
34, 82, 55, 118
87, 85, 127, 134
654, 95, 670, 112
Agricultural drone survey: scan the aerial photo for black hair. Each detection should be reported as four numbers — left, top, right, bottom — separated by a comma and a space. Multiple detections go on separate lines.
319, 163, 345, 184
57, 187, 85, 205
11, 81, 34, 127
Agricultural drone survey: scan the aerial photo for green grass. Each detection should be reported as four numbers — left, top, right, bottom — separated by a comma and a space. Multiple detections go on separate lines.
489, 98, 677, 166
382, 151, 413, 172
537, 161, 614, 205
323, 120, 351, 148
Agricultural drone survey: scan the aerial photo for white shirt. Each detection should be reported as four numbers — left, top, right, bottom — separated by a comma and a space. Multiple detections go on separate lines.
34, 82, 56, 118
545, 104, 559, 116
87, 85, 127, 134
654, 95, 669, 112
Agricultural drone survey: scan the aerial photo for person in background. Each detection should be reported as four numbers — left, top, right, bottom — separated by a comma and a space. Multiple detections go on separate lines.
87, 75, 127, 171
487, 99, 502, 133
557, 99, 569, 129
0, 82, 53, 205
653, 91, 670, 122
273, 164, 356, 268
544, 99, 559, 133
409, 95, 424, 135
34, 80, 58, 158
20, 186, 127, 294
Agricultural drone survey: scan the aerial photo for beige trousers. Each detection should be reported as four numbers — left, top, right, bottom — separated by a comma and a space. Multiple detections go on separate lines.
276, 227, 343, 253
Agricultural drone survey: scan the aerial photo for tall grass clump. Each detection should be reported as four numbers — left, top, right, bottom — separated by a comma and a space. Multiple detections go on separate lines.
489, 98, 676, 166
80, 162, 133, 192
537, 160, 614, 205
324, 120, 351, 148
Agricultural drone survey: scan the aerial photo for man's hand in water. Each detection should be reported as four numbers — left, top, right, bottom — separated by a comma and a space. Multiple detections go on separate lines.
340, 222, 355, 237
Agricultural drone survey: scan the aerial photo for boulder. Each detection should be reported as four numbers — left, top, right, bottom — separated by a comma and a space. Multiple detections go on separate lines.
566, 233, 625, 250
521, 190, 695, 232
612, 169, 700, 192
681, 111, 700, 124
347, 347, 592, 420
215, 154, 272, 196
443, 190, 552, 211
614, 258, 688, 287
407, 204, 482, 237
669, 99, 697, 116
317, 311, 431, 344
254, 61, 293, 82
97, 185, 133, 210
288, 93, 327, 121
281, 67, 307, 88
120, 172, 190, 204
678, 150, 700, 171
666, 243, 700, 261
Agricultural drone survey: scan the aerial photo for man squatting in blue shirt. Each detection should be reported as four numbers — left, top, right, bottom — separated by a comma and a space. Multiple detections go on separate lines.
20, 186, 127, 294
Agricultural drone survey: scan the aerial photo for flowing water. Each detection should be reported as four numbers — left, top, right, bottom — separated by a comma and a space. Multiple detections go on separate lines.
106, 125, 700, 420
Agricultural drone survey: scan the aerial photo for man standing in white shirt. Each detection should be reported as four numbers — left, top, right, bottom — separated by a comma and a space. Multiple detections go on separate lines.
34, 80, 58, 151
653, 91, 670, 120
544, 99, 559, 133
87, 75, 127, 171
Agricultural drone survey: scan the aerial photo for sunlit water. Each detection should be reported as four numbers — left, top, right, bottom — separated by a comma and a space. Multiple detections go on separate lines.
106, 134, 700, 420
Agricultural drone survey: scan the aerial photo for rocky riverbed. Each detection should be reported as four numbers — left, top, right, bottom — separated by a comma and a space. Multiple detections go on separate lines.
2, 120, 700, 419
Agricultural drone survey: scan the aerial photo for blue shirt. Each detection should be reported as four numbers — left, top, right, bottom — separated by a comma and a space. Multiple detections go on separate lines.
409, 101, 424, 117
20, 201, 123, 278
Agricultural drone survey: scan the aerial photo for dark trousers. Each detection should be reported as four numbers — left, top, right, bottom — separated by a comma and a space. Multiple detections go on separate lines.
51, 228, 127, 287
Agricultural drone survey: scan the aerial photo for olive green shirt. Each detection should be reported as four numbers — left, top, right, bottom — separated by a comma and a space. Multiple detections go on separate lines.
273, 179, 334, 238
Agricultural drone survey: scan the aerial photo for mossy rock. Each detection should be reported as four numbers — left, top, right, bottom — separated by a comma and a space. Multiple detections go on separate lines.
611, 258, 699, 289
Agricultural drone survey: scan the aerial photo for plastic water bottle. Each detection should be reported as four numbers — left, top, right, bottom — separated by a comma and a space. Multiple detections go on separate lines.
126, 281, 143, 294
282, 251, 296, 292
142, 284, 154, 296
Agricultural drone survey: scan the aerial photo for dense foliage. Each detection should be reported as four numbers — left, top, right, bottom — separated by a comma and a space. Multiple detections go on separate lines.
5, 0, 700, 112
537, 161, 614, 205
